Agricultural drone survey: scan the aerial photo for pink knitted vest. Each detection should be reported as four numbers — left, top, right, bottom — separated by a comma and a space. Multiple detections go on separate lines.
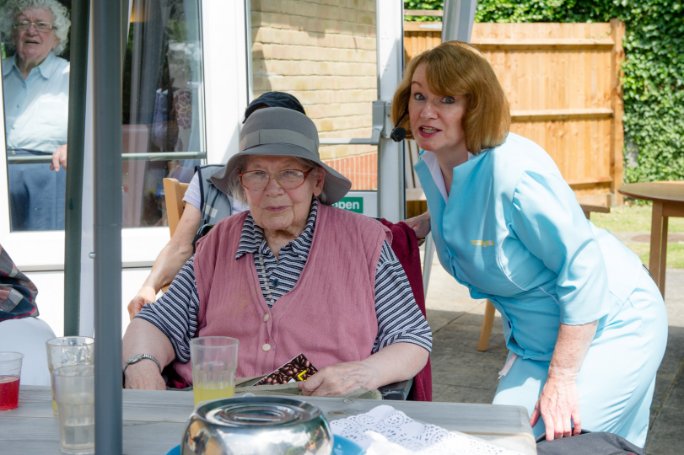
172, 204, 390, 383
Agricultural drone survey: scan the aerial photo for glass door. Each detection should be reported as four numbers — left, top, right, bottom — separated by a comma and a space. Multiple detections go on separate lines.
245, 0, 405, 220
0, 0, 210, 261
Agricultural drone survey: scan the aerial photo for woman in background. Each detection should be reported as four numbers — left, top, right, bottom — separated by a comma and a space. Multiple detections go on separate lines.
1, 0, 71, 230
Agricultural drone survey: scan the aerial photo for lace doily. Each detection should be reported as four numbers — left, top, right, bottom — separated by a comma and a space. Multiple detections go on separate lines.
330, 405, 524, 455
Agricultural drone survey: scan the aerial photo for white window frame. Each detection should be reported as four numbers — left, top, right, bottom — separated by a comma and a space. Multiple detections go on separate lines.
0, 1, 248, 336
0, 1, 247, 273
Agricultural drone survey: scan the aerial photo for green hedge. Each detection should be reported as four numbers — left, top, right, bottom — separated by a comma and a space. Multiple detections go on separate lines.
404, 0, 684, 182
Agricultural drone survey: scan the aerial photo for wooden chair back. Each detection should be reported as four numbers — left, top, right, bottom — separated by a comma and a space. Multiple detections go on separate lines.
405, 140, 428, 219
162, 178, 190, 237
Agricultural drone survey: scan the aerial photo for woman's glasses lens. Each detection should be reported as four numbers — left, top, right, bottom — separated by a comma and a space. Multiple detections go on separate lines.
240, 169, 311, 191
14, 20, 54, 32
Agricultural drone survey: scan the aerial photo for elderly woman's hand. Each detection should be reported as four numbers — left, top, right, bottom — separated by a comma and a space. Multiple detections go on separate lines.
297, 361, 380, 397
50, 144, 68, 171
297, 343, 428, 397
122, 319, 175, 390
123, 361, 166, 390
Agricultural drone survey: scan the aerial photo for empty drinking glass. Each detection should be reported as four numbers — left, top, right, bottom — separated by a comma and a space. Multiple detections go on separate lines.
46, 336, 94, 415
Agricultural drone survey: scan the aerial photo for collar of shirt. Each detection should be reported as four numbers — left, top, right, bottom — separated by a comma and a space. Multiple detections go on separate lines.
235, 198, 319, 260
2, 52, 59, 80
421, 150, 476, 201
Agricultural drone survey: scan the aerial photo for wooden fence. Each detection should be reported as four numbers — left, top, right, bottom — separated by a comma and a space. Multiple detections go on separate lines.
404, 21, 625, 207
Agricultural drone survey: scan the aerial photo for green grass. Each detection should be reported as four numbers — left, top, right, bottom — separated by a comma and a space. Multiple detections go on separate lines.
591, 204, 684, 269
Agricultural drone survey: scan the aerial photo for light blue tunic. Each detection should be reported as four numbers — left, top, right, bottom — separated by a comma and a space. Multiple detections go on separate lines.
415, 133, 667, 447
2, 52, 69, 230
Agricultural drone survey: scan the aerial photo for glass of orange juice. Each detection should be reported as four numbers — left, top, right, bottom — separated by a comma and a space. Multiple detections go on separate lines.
190, 336, 239, 407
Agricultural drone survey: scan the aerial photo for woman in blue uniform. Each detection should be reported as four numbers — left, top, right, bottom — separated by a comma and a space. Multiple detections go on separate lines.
391, 41, 667, 448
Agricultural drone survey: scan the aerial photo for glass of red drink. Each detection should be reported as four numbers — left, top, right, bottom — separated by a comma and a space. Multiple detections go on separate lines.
0, 351, 23, 411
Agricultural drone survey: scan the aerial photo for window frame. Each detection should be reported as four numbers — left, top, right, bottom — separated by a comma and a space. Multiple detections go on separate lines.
0, 1, 247, 272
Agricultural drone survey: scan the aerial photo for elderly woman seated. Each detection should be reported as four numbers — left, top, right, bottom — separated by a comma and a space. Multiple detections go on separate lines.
122, 107, 432, 396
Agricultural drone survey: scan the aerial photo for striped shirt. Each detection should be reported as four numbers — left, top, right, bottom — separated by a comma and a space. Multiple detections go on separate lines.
138, 200, 432, 363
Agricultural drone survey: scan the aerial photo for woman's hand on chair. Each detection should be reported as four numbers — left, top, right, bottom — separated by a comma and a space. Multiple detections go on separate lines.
530, 372, 581, 440
404, 210, 431, 240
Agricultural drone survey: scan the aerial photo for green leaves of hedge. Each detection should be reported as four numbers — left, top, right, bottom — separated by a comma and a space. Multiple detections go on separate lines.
614, 0, 684, 182
404, 0, 684, 182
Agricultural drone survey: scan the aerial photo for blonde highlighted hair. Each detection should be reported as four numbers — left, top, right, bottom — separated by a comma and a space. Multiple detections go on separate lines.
392, 41, 510, 154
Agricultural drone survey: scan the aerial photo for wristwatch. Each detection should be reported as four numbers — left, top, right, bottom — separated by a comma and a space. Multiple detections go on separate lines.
123, 353, 162, 374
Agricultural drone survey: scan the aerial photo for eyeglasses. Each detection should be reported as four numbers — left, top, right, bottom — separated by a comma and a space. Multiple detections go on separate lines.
239, 168, 314, 191
13, 20, 55, 33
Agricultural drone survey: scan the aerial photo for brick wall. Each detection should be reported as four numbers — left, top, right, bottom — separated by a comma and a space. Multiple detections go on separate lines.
250, 0, 378, 190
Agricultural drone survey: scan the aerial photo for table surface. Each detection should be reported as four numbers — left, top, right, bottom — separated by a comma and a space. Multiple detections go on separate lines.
618, 181, 684, 295
619, 181, 684, 203
1, 386, 536, 454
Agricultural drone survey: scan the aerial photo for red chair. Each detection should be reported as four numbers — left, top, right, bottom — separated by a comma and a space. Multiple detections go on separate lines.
378, 219, 432, 401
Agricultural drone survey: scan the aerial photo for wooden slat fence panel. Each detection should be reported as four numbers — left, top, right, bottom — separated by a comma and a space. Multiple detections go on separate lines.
404, 21, 625, 207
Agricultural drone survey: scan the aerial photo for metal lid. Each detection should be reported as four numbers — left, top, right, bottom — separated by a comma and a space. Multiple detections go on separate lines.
198, 396, 324, 429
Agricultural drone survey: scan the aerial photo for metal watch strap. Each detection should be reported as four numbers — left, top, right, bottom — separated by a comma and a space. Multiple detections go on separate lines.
123, 353, 162, 374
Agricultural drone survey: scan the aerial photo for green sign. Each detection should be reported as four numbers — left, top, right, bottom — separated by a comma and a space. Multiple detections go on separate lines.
333, 196, 363, 213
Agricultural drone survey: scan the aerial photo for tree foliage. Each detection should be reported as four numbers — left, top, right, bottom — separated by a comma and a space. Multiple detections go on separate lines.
404, 1, 445, 21
404, 0, 684, 182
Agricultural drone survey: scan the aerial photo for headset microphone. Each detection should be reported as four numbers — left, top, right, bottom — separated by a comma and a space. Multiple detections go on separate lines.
390, 126, 407, 142
390, 112, 408, 142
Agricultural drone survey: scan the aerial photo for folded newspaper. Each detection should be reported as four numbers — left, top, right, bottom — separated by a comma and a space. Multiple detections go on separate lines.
330, 405, 526, 455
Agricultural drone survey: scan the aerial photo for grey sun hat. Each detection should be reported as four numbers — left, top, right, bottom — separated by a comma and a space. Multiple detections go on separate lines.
213, 107, 352, 204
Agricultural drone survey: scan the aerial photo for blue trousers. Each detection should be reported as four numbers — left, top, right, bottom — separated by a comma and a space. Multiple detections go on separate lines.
9, 159, 66, 231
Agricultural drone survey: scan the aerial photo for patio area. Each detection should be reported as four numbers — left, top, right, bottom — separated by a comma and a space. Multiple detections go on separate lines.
424, 249, 683, 454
